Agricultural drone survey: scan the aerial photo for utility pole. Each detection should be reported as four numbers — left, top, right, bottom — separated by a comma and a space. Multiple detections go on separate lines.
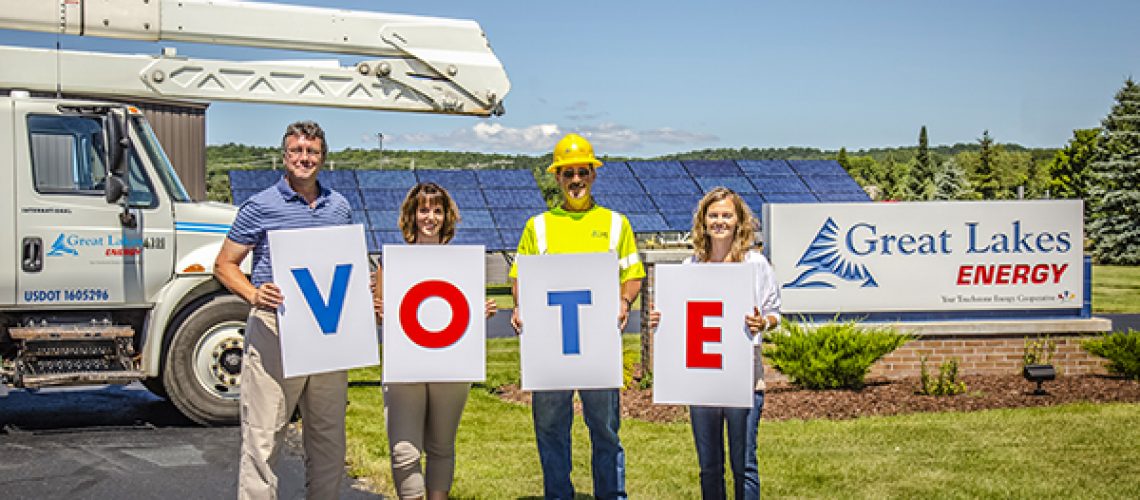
376, 132, 384, 166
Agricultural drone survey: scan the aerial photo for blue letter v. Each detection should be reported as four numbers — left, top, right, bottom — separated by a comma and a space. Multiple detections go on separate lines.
291, 264, 353, 335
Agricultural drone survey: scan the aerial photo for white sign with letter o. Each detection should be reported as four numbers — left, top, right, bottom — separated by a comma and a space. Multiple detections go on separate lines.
382, 244, 486, 383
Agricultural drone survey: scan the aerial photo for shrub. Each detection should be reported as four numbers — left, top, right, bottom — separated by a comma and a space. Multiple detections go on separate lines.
763, 319, 913, 390
1082, 329, 1140, 380
919, 355, 968, 396
1023, 335, 1057, 366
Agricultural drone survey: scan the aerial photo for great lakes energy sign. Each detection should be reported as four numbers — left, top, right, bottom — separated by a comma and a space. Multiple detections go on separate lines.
762, 200, 1083, 315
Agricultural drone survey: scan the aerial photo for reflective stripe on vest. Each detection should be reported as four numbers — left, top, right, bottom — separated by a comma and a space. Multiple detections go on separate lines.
533, 211, 622, 255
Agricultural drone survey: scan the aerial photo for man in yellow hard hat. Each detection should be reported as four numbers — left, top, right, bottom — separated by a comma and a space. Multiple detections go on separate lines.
509, 133, 645, 499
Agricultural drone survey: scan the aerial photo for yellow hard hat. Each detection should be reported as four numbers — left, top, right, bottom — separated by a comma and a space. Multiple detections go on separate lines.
547, 133, 603, 173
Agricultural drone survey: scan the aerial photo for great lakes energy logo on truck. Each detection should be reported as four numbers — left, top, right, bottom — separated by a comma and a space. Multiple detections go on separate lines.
763, 200, 1083, 315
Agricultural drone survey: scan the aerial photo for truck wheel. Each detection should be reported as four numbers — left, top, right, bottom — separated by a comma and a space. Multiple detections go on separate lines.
164, 294, 249, 426
141, 377, 168, 399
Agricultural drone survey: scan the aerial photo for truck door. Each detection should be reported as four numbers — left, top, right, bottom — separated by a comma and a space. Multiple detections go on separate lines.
14, 103, 174, 307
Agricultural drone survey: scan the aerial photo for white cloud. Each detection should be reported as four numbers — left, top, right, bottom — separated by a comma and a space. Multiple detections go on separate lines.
390, 121, 717, 154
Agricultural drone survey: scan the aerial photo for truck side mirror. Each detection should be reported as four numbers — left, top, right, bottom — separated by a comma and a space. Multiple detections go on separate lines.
106, 110, 129, 177
105, 175, 129, 204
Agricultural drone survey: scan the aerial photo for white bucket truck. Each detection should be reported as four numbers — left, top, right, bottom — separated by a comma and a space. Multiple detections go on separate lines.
0, 0, 509, 424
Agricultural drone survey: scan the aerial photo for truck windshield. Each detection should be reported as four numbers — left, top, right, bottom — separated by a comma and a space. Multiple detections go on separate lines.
132, 115, 193, 203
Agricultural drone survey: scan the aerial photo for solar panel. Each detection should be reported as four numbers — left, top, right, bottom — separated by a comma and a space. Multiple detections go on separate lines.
228, 169, 281, 190
367, 210, 400, 230
763, 192, 819, 203
373, 230, 406, 248
498, 228, 523, 250
591, 178, 647, 194
362, 189, 408, 210
351, 210, 368, 226
491, 209, 537, 229
661, 211, 695, 232
338, 189, 365, 211
596, 161, 635, 178
626, 212, 670, 232
802, 175, 865, 193
788, 160, 848, 177
737, 160, 795, 176
639, 177, 700, 195
739, 194, 766, 218
820, 191, 872, 202
357, 170, 416, 189
748, 175, 811, 194
628, 160, 687, 178
475, 169, 536, 188
594, 193, 658, 213
231, 189, 259, 205
319, 170, 358, 190
652, 193, 704, 213
450, 189, 487, 209
461, 209, 497, 229
415, 169, 478, 187
483, 189, 547, 209
693, 176, 758, 194
363, 230, 379, 254
683, 160, 741, 177
452, 229, 501, 250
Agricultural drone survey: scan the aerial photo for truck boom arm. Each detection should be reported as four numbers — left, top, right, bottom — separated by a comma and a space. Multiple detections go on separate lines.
0, 0, 509, 116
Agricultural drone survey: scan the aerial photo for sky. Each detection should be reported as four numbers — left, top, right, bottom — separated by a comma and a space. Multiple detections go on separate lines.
2, 0, 1138, 157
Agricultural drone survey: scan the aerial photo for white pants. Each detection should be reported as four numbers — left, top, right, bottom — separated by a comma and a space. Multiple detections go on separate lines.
238, 308, 348, 500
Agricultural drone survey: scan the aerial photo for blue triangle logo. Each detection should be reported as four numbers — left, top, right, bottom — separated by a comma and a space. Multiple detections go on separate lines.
784, 218, 877, 289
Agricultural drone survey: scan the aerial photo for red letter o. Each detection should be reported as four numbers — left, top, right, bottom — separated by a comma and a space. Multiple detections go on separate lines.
399, 280, 470, 349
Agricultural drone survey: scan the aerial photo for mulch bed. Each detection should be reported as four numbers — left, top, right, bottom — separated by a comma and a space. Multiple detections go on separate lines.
497, 374, 1140, 423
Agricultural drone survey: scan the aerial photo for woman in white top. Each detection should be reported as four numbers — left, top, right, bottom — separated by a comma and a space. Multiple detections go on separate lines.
649, 187, 781, 500
373, 182, 496, 500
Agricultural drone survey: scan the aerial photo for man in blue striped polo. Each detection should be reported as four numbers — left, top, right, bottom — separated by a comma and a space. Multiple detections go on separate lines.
214, 121, 353, 500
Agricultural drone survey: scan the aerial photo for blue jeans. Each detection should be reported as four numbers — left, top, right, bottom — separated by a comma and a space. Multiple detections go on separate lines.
532, 389, 626, 499
690, 391, 765, 500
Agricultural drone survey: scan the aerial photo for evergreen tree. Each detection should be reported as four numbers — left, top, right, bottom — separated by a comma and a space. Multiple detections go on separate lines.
881, 153, 910, 200
907, 126, 938, 200
1049, 128, 1100, 201
972, 130, 1001, 199
934, 158, 971, 200
1088, 78, 1140, 265
837, 147, 850, 170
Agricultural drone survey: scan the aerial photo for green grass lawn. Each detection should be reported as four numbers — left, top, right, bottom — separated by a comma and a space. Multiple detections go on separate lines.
345, 335, 1140, 498
1093, 265, 1140, 313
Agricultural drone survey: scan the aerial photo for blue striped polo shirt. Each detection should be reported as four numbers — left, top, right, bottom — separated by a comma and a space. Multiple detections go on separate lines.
227, 176, 353, 286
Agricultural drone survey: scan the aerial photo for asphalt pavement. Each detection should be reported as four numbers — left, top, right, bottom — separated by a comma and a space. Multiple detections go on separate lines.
0, 384, 380, 500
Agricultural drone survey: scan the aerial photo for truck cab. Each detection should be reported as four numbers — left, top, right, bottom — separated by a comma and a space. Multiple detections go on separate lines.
2, 91, 249, 424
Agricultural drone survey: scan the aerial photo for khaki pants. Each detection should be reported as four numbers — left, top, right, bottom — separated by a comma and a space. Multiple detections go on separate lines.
383, 382, 470, 497
238, 308, 348, 500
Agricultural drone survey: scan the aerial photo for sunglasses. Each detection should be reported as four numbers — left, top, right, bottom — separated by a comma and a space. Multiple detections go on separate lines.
560, 167, 593, 179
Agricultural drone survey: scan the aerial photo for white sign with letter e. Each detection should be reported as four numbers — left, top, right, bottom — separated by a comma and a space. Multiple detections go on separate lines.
518, 252, 622, 391
382, 244, 486, 383
653, 263, 754, 407
269, 224, 379, 378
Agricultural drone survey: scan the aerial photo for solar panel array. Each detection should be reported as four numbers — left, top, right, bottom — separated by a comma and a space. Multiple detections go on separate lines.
228, 169, 546, 252
228, 159, 869, 244
595, 159, 870, 232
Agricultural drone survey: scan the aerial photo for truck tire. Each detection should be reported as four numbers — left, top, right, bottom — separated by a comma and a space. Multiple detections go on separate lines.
163, 294, 249, 426
141, 376, 168, 399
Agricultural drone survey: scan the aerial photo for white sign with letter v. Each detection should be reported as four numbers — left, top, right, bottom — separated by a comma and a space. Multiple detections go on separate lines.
269, 224, 379, 378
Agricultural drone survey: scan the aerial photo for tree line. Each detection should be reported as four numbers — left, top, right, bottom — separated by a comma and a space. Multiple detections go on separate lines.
206, 79, 1139, 265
